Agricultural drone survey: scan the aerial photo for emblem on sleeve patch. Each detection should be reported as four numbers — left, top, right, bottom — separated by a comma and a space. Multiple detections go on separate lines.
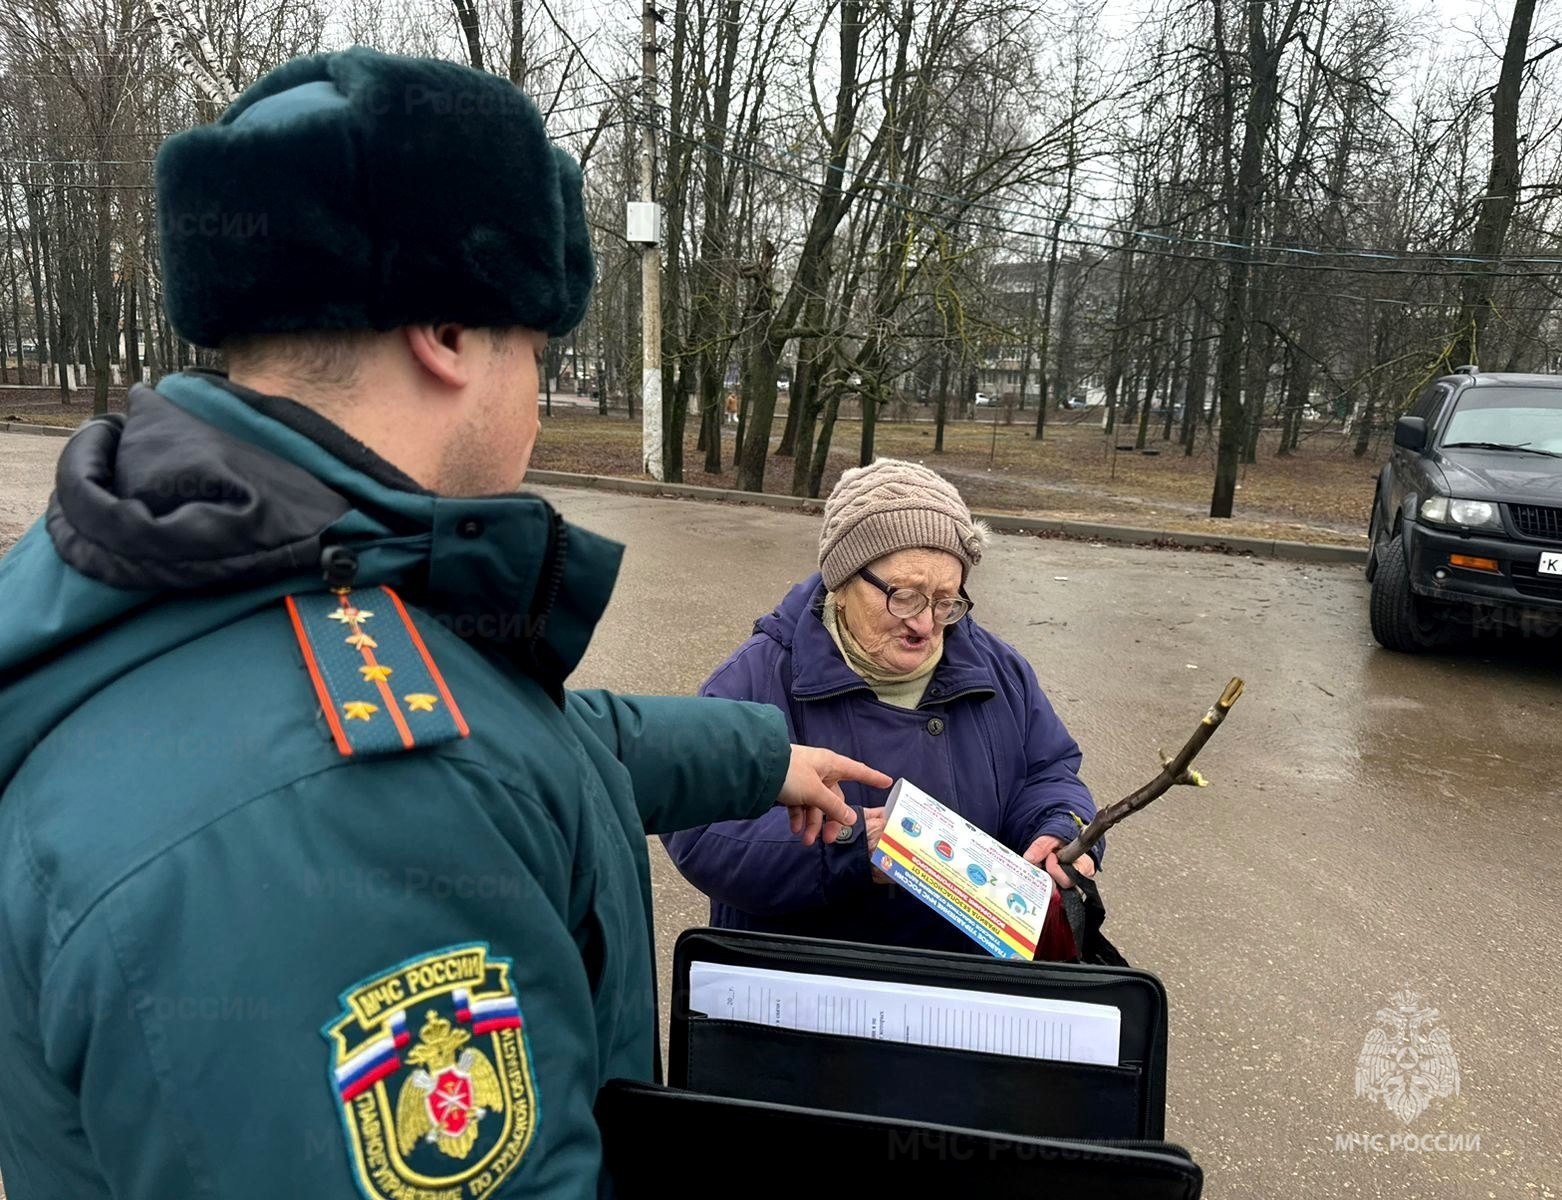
322, 943, 539, 1200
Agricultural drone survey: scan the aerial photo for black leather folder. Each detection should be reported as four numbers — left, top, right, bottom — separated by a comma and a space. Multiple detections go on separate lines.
596, 1079, 1203, 1198
669, 928, 1170, 1141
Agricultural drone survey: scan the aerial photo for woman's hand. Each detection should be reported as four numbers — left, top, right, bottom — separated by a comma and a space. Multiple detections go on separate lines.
863, 806, 892, 884
1023, 834, 1096, 890
864, 806, 887, 850
779, 746, 892, 846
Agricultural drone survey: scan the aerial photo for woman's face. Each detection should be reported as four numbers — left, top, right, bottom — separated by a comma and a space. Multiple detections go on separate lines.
838, 548, 964, 675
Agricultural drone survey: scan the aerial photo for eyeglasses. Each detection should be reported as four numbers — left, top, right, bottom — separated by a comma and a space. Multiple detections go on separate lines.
857, 568, 972, 626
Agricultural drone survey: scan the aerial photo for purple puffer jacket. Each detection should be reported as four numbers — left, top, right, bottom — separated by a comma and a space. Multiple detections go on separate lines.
661, 574, 1101, 954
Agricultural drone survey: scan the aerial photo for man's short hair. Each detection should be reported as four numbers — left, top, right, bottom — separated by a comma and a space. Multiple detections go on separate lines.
222, 331, 378, 391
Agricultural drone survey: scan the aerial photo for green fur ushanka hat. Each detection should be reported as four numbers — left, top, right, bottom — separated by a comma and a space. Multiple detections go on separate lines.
155, 47, 595, 347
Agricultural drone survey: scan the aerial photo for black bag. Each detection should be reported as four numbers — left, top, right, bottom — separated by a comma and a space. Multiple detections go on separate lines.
1061, 870, 1132, 967
596, 1079, 1203, 1198
670, 927, 1170, 1141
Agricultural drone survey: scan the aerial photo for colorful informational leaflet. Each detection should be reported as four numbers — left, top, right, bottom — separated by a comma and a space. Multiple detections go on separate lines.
872, 778, 1056, 960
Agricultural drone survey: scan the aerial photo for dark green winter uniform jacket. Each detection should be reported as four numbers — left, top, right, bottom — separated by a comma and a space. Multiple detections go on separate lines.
0, 371, 789, 1199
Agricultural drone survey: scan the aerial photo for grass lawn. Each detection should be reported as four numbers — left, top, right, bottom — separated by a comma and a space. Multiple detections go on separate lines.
3, 385, 1377, 545
532, 406, 1378, 546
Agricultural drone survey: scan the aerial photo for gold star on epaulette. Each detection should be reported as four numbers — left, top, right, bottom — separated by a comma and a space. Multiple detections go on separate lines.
345, 632, 378, 650
359, 664, 394, 683
404, 693, 439, 712
329, 606, 374, 624
343, 701, 379, 721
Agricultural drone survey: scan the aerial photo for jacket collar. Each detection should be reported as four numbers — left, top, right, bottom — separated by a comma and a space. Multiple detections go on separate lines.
779, 576, 996, 705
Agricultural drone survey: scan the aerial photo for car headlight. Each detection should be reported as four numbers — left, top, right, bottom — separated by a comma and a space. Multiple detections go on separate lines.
1420, 496, 1502, 530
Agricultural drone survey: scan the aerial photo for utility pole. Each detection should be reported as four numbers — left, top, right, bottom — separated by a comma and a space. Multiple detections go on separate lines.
638, 0, 663, 479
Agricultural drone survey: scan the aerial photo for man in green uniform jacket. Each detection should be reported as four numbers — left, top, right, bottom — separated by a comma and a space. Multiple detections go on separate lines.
0, 49, 884, 1199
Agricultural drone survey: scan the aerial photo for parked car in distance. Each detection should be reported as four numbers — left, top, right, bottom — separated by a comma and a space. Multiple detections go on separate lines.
1367, 368, 1562, 652
974, 392, 997, 407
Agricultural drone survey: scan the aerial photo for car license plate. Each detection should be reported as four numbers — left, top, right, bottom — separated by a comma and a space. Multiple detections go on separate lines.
1540, 552, 1562, 576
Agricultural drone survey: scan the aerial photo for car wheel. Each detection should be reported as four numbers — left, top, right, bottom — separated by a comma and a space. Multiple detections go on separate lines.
1365, 511, 1379, 582
1369, 534, 1452, 653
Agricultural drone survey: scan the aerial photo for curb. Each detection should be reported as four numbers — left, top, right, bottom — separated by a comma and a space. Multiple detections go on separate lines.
526, 470, 1369, 565
1, 421, 75, 438
527, 469, 825, 514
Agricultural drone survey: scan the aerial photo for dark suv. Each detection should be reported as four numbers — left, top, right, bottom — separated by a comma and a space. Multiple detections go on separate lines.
1367, 368, 1562, 652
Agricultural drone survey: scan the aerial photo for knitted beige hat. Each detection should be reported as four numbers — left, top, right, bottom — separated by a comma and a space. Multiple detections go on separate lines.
818, 459, 989, 590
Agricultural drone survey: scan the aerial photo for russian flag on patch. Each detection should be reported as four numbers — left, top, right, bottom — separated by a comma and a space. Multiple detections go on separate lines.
453, 988, 472, 1024
389, 1009, 410, 1049
335, 1031, 401, 1102
469, 995, 523, 1036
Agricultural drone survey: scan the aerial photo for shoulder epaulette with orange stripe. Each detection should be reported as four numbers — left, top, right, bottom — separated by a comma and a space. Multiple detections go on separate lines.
285, 584, 470, 757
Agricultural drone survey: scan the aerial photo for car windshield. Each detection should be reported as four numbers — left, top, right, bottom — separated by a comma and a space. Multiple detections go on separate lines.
1441, 387, 1562, 453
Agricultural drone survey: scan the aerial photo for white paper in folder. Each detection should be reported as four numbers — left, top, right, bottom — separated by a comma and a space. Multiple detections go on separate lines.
688, 961, 1120, 1066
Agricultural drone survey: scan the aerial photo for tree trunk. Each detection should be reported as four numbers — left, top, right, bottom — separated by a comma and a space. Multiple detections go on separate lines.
1182, 303, 1210, 455
22, 187, 48, 370
1135, 334, 1160, 451
659, 0, 695, 482
745, 0, 868, 491
1242, 326, 1273, 464
451, 0, 484, 70
787, 286, 830, 484
1103, 360, 1123, 435
3, 232, 19, 385
933, 349, 952, 453
1162, 328, 1185, 442
859, 382, 877, 466
735, 243, 779, 492
41, 195, 66, 401
1450, 0, 1537, 367
124, 268, 141, 385
1210, 0, 1302, 518
808, 384, 842, 498
1353, 390, 1377, 457
701, 373, 722, 472
1, 186, 23, 383
1017, 263, 1039, 420
685, 0, 745, 477
1054, 266, 1080, 413
1276, 352, 1310, 457
1102, 247, 1136, 437
789, 344, 824, 495
152, 275, 172, 379
1032, 209, 1069, 440
507, 0, 526, 81
776, 391, 800, 457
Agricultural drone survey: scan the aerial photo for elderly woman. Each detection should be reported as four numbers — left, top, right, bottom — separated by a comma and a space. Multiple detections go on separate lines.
663, 459, 1102, 959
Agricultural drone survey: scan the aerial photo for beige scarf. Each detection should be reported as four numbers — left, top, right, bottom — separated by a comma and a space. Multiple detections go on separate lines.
821, 592, 943, 710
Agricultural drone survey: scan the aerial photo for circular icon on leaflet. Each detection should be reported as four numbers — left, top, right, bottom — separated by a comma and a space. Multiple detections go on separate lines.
900, 817, 922, 838
1007, 892, 1029, 916
966, 863, 988, 887
933, 840, 954, 862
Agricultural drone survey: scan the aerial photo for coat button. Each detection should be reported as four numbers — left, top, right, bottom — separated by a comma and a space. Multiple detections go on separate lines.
926, 717, 945, 736
457, 518, 484, 539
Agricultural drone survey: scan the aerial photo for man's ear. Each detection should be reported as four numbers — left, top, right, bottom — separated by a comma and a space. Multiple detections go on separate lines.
404, 324, 472, 388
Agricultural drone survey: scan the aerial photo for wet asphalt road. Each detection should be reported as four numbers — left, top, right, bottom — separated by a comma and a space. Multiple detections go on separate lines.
554, 486, 1562, 1200
2, 431, 1560, 1198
